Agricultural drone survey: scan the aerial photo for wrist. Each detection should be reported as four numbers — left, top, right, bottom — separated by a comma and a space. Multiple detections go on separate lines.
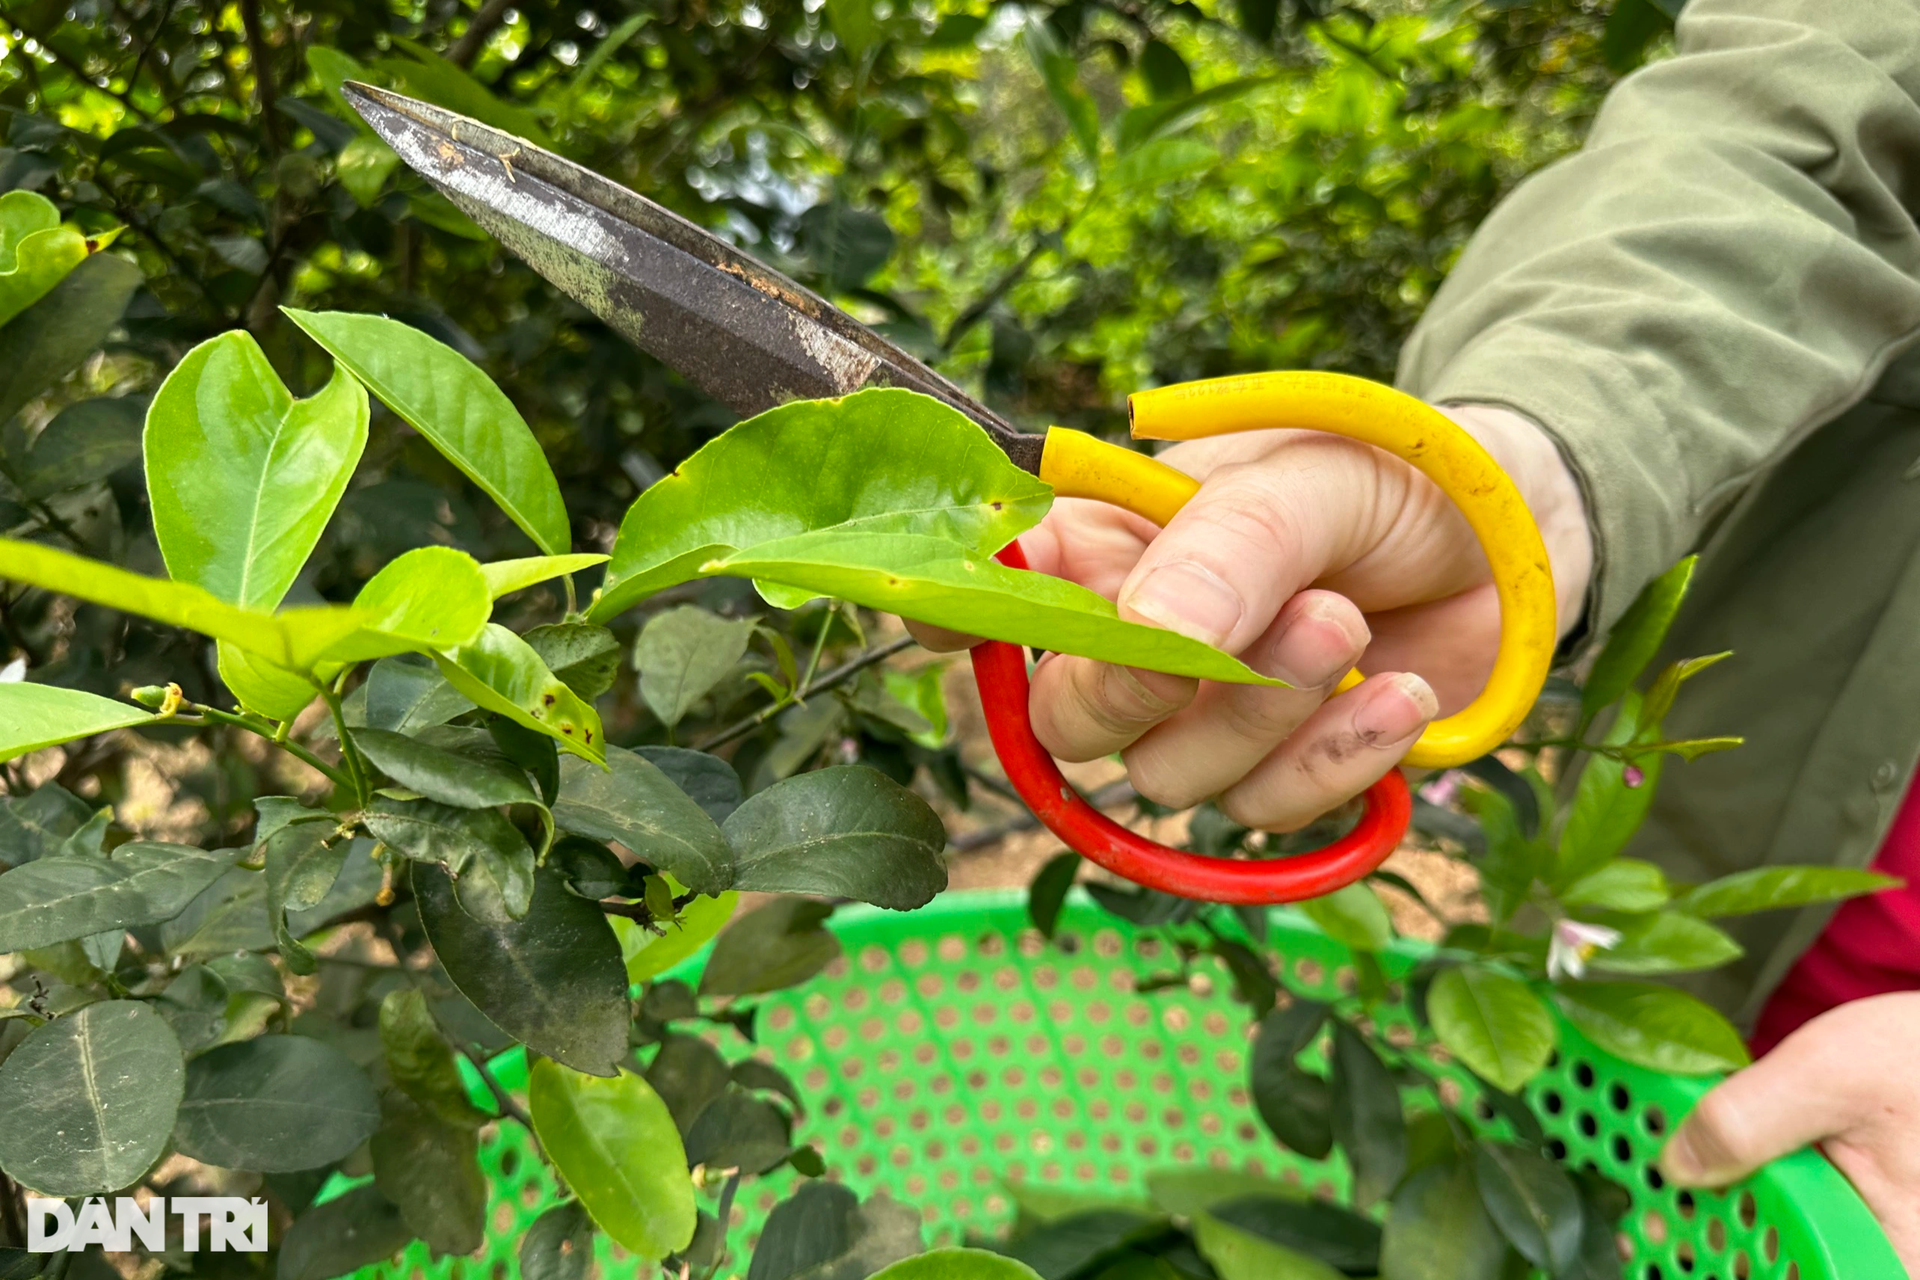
1438, 402, 1594, 640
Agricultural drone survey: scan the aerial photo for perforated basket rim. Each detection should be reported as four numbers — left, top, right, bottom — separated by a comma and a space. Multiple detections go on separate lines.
341, 889, 1900, 1280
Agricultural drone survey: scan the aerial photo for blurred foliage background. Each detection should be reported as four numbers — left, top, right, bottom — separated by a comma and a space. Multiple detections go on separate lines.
0, 0, 1670, 827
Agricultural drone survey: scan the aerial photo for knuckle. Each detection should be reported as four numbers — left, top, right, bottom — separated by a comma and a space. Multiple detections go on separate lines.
1187, 465, 1303, 560
1683, 1091, 1753, 1171
1122, 746, 1207, 813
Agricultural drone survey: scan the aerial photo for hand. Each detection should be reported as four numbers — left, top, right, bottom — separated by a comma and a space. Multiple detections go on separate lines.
917, 403, 1592, 829
1661, 991, 1920, 1270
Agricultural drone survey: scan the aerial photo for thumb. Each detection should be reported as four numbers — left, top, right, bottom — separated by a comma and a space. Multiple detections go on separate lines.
1661, 1026, 1853, 1187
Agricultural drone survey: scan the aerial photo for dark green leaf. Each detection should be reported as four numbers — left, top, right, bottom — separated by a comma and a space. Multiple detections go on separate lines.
1210, 937, 1277, 1017
276, 1184, 412, 1280
521, 1201, 597, 1280
555, 746, 734, 895
490, 715, 561, 806
174, 1035, 380, 1171
1580, 557, 1695, 729
414, 862, 629, 1076
365, 796, 535, 921
1460, 785, 1542, 925
0, 1001, 183, 1196
1210, 1197, 1380, 1276
1007, 1209, 1163, 1278
684, 1088, 793, 1175
1028, 852, 1080, 940
354, 726, 539, 809
0, 253, 141, 426
1473, 1142, 1582, 1272
1138, 41, 1192, 100
1377, 1161, 1505, 1280
1250, 1002, 1332, 1159
528, 1058, 697, 1258
1025, 17, 1099, 164
1602, 0, 1676, 74
699, 897, 841, 997
1426, 966, 1556, 1094
161, 866, 274, 956
636, 746, 745, 823
379, 987, 488, 1128
0, 840, 237, 952
721, 765, 946, 909
371, 1090, 486, 1255
0, 783, 92, 867
20, 396, 143, 498
1554, 982, 1750, 1074
1672, 865, 1901, 918
525, 622, 623, 701
1563, 1172, 1633, 1280
551, 836, 629, 900
356, 654, 474, 734
799, 202, 897, 291
646, 1033, 732, 1133
263, 819, 348, 974
748, 1181, 859, 1280
1329, 1021, 1405, 1208
732, 1059, 804, 1111
1192, 1211, 1343, 1280
1459, 756, 1540, 839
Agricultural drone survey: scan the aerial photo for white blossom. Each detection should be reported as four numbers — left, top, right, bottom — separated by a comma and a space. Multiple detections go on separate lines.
1548, 919, 1622, 981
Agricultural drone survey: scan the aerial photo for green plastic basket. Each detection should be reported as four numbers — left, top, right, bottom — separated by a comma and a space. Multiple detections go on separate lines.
349, 890, 1900, 1280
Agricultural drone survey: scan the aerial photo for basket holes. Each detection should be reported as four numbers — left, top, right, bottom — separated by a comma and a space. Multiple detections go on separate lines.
1192, 1079, 1215, 1102
951, 1036, 974, 1060
1678, 1241, 1697, 1273
860, 945, 889, 973
1737, 1191, 1757, 1230
857, 1154, 878, 1176
1611, 1135, 1633, 1163
993, 966, 1020, 992
1067, 1130, 1087, 1151
1548, 1049, 1562, 1068
957, 971, 981, 994
945, 1103, 966, 1125
875, 1115, 896, 1138
938, 1167, 958, 1190
1644, 1211, 1670, 1245
1213, 1049, 1241, 1074
1705, 1217, 1726, 1251
1178, 1044, 1201, 1066
1574, 1059, 1597, 1089
979, 932, 1006, 957
1645, 1163, 1666, 1191
1173, 1140, 1195, 1161
491, 1202, 516, 1235
824, 955, 851, 979
1138, 937, 1163, 959
840, 1124, 860, 1148
1761, 1227, 1778, 1263
1732, 1251, 1751, 1280
1052, 1097, 1074, 1119
1385, 1023, 1416, 1049
840, 1056, 864, 1080
1094, 929, 1123, 958
805, 993, 833, 1019
1785, 1263, 1799, 1280
1063, 1032, 1086, 1054
1070, 966, 1098, 991
905, 1173, 927, 1198
1007, 1067, 1030, 1090
915, 974, 944, 999
1227, 1086, 1250, 1108
1090, 1098, 1112, 1120
843, 986, 870, 1012
1438, 1078, 1465, 1108
908, 1106, 930, 1129
1208, 1148, 1233, 1169
913, 1042, 936, 1066
937, 935, 967, 962
1101, 1034, 1125, 1057
1162, 1106, 1186, 1128
960, 1134, 981, 1156
1646, 1104, 1668, 1136
1203, 1011, 1229, 1036
1087, 1000, 1111, 1024
993, 1132, 1017, 1153
1335, 966, 1357, 993
980, 1099, 1001, 1122
490, 1260, 508, 1280
1190, 972, 1215, 997
898, 939, 928, 966
972, 1003, 997, 1027
1675, 1190, 1696, 1221
1108, 1163, 1132, 1185
1577, 1111, 1600, 1138
858, 1085, 880, 1108
1200, 1112, 1223, 1135
1474, 1097, 1497, 1122
1077, 1066, 1100, 1088
1544, 1090, 1565, 1115
1011, 1000, 1037, 1024
1102, 1131, 1125, 1153
879, 978, 907, 1004
1548, 1137, 1570, 1161
1610, 1082, 1632, 1111
1126, 1002, 1151, 1025
1295, 957, 1325, 986
1646, 1266, 1665, 1280
1028, 1130, 1052, 1154
865, 1020, 889, 1045
1033, 965, 1059, 991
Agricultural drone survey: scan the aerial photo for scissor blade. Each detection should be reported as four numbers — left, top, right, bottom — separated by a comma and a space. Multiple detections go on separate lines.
344, 82, 1042, 472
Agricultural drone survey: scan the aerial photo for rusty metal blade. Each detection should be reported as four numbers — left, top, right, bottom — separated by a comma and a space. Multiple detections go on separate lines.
343, 82, 1042, 472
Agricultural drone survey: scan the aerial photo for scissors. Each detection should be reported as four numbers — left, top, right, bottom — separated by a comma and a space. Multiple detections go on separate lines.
347, 84, 1557, 906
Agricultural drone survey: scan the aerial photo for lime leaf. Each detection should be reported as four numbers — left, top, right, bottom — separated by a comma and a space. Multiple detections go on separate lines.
1554, 981, 1750, 1074
1427, 965, 1557, 1094
1581, 556, 1696, 730
173, 1035, 380, 1171
0, 841, 238, 952
1192, 1210, 1343, 1280
482, 554, 608, 600
1673, 866, 1901, 918
437, 624, 605, 764
0, 683, 153, 764
872, 1251, 1045, 1279
634, 605, 757, 728
0, 191, 91, 329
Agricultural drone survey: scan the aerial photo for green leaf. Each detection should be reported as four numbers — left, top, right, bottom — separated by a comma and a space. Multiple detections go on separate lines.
277, 1184, 412, 1280
1025, 17, 1100, 164
0, 252, 141, 427
721, 765, 946, 909
377, 36, 553, 143
1207, 1197, 1381, 1275
1329, 1021, 1405, 1208
1589, 911, 1742, 975
635, 605, 757, 728
0, 840, 237, 951
1115, 77, 1276, 153
366, 796, 534, 922
1298, 883, 1392, 952
0, 191, 91, 329
337, 132, 400, 206
19, 396, 144, 499
414, 862, 629, 1076
554, 746, 733, 894
698, 896, 840, 997
1554, 981, 1750, 1074
356, 654, 474, 733
1139, 41, 1193, 100
490, 715, 561, 806
684, 1087, 792, 1174
1028, 851, 1080, 939
436, 624, 605, 763
1635, 651, 1731, 736
218, 643, 321, 721
1473, 1141, 1582, 1272
1377, 1161, 1506, 1280
0, 683, 153, 764
354, 726, 540, 809
590, 389, 1051, 622
284, 309, 570, 554
1427, 966, 1556, 1094
715, 533, 1278, 686
0, 784, 94, 867
822, 0, 881, 58
521, 1202, 596, 1280
0, 1001, 184, 1196
526, 622, 623, 701
350, 544, 493, 658
528, 1058, 697, 1259
635, 746, 743, 822
161, 867, 274, 956
145, 330, 369, 611
1560, 858, 1670, 912
1603, 0, 1676, 74
1675, 865, 1902, 918
379, 987, 490, 1128
1580, 556, 1695, 729
482, 554, 608, 600
645, 1033, 731, 1133
1628, 736, 1744, 763
1249, 1002, 1332, 1158
800, 201, 897, 291
613, 885, 738, 984
262, 818, 348, 974
173, 1034, 380, 1171
372, 1090, 486, 1255
872, 1253, 1044, 1279
1556, 691, 1662, 887
1192, 1211, 1343, 1280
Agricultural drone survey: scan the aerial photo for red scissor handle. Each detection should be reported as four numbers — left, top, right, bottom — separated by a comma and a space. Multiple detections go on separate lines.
971, 539, 1411, 905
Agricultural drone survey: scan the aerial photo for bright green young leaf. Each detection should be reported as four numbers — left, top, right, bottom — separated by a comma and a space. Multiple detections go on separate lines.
0, 683, 153, 764
482, 553, 608, 600
1110, 137, 1218, 190
1377, 1161, 1505, 1280
372, 1090, 486, 1255
613, 884, 738, 984
173, 1035, 380, 1171
589, 389, 1052, 622
635, 605, 756, 728
698, 896, 840, 997
284, 309, 570, 554
217, 643, 320, 721
0, 252, 141, 427
337, 133, 400, 207
262, 818, 348, 974
1560, 857, 1671, 912
1427, 965, 1557, 1094
525, 622, 623, 701
528, 1058, 697, 1259
145, 330, 369, 611
1192, 1211, 1343, 1280
715, 533, 1279, 685
882, 664, 950, 747
1580, 556, 1696, 730
436, 624, 605, 763
1554, 981, 1750, 1074
871, 1251, 1044, 1280
1589, 911, 1742, 975
721, 765, 947, 909
822, 0, 881, 58
1298, 883, 1392, 953
1635, 651, 1732, 736
414, 863, 629, 1076
276, 1184, 412, 1280
354, 727, 540, 809
1473, 1142, 1583, 1272
554, 747, 733, 894
1673, 865, 1902, 918
379, 987, 490, 1128
0, 1001, 184, 1196
350, 544, 492, 658
0, 841, 238, 952
0, 191, 92, 329
19, 395, 144, 499
1556, 690, 1662, 887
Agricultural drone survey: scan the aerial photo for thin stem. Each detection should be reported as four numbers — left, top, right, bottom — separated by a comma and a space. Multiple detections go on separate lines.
180, 703, 353, 791
321, 687, 371, 805
562, 573, 578, 618
796, 606, 835, 695
694, 635, 915, 752
449, 0, 515, 67
460, 1044, 535, 1130
236, 0, 280, 150
600, 899, 653, 923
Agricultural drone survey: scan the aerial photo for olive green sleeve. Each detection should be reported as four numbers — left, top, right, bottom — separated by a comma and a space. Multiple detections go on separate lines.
1397, 0, 1920, 644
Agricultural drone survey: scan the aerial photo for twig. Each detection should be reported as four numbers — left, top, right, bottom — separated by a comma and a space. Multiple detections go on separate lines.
176, 702, 354, 791
600, 899, 653, 923
948, 779, 1136, 852
460, 1043, 534, 1130
449, 0, 515, 67
236, 0, 280, 150
694, 635, 915, 751
123, 0, 179, 102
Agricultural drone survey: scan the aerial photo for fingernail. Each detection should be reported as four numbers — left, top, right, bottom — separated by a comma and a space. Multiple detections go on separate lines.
1122, 561, 1245, 648
1264, 597, 1369, 687
1352, 673, 1437, 745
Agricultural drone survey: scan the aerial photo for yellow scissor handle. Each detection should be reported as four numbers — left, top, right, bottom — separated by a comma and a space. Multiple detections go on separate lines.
1036, 370, 1556, 769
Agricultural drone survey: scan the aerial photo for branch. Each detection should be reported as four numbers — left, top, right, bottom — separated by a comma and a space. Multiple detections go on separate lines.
236, 0, 280, 150
694, 635, 916, 752
460, 1043, 534, 1130
448, 0, 515, 68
